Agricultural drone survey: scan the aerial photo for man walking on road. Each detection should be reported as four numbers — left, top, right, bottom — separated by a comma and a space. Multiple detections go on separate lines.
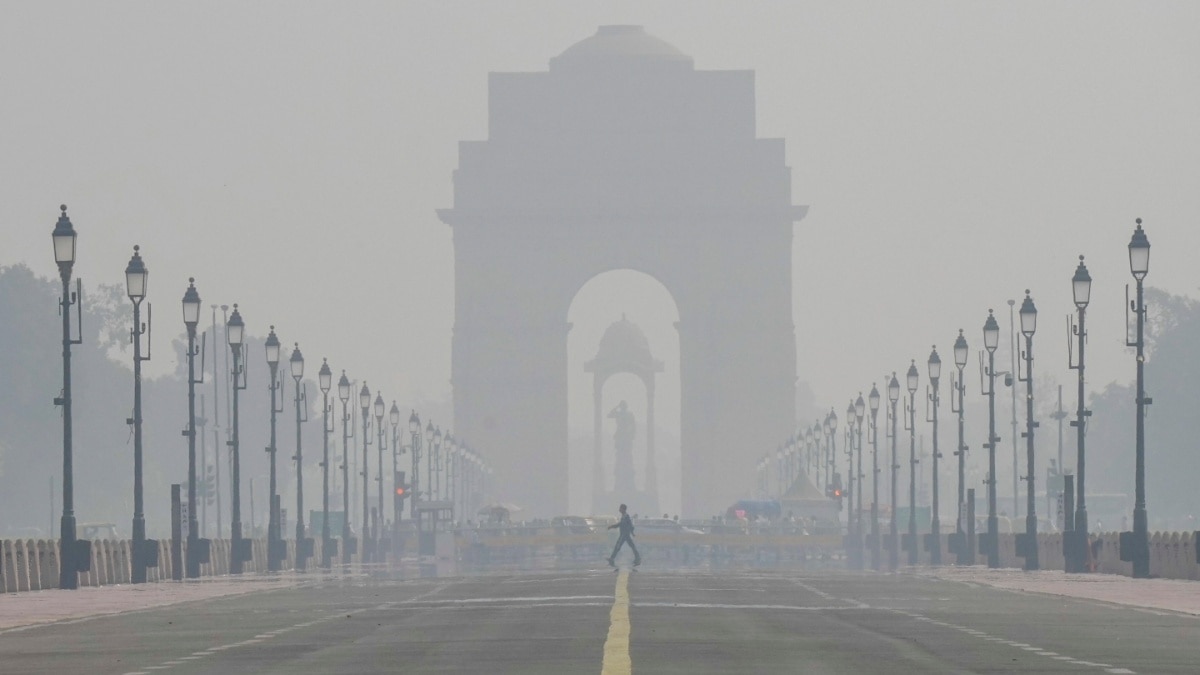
607, 503, 641, 567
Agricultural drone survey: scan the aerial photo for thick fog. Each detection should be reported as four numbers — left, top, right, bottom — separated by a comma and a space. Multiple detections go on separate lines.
1, 3, 1198, 524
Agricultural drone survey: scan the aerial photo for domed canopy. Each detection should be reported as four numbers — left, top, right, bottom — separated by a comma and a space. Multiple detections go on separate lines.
585, 314, 664, 383
550, 25, 693, 71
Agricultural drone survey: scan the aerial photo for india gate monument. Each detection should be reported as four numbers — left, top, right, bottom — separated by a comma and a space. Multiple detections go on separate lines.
438, 25, 807, 517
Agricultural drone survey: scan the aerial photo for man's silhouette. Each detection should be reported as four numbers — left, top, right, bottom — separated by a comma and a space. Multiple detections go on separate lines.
607, 503, 641, 567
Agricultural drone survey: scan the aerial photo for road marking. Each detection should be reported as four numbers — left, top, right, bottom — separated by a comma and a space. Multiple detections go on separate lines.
601, 570, 632, 675
885, 608, 1135, 674
402, 595, 611, 606
633, 602, 871, 611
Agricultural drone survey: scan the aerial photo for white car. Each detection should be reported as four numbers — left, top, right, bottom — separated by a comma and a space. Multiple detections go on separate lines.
636, 518, 704, 535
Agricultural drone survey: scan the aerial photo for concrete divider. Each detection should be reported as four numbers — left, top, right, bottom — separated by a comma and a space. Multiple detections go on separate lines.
27, 539, 42, 590
14, 540, 30, 592
38, 540, 50, 588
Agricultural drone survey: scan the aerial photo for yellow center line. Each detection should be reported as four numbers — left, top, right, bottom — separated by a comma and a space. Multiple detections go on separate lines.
601, 570, 632, 675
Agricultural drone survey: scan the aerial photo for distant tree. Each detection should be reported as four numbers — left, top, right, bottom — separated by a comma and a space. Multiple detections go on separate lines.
1084, 287, 1200, 529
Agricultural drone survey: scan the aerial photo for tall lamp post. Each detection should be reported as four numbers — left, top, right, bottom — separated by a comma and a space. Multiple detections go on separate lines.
446, 436, 457, 516
409, 411, 422, 518
432, 427, 444, 502
1017, 291, 1039, 570
226, 306, 247, 574
390, 403, 402, 559
1068, 256, 1092, 572
868, 385, 881, 570
887, 373, 900, 571
359, 383, 372, 560
337, 371, 353, 565
926, 347, 942, 566
806, 427, 816, 480
424, 421, 435, 503
318, 359, 333, 569
845, 402, 856, 531
1126, 219, 1151, 578
827, 410, 838, 510
289, 344, 309, 571
854, 396, 866, 536
125, 246, 151, 583
264, 326, 283, 572
951, 330, 970, 564
52, 206, 85, 589
373, 393, 386, 557
905, 361, 919, 566
982, 310, 1002, 568
182, 278, 204, 579
39, 207, 86, 586
390, 402, 401, 529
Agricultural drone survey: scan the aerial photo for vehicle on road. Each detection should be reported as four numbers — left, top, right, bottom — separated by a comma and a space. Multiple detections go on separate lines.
80, 523, 120, 540
636, 518, 704, 535
551, 516, 595, 535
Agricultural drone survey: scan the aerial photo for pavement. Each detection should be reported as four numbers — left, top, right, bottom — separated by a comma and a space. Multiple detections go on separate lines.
916, 565, 1200, 616
2, 565, 1199, 673
0, 574, 309, 632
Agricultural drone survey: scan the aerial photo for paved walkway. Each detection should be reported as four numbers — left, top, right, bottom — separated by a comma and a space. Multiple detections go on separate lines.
0, 575, 311, 632
919, 566, 1200, 616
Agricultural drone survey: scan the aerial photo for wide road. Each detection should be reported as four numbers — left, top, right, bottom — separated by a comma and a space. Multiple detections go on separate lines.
2, 567, 1194, 674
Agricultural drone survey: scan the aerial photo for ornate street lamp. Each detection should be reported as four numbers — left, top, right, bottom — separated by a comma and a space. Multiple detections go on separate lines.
52, 205, 87, 589
1125, 220, 1151, 578
905, 360, 919, 566
374, 392, 386, 560
389, 402, 402, 554
338, 371, 353, 565
409, 411, 422, 518
982, 309, 1001, 568
867, 385, 881, 570
424, 421, 435, 502
826, 409, 838, 501
854, 393, 865, 526
318, 358, 333, 569
1017, 291, 1040, 570
264, 326, 284, 571
845, 401, 856, 533
289, 344, 311, 571
1067, 256, 1092, 572
951, 329, 971, 564
446, 434, 457, 515
226, 305, 249, 574
847, 394, 865, 570
433, 426, 444, 501
182, 278, 205, 579
359, 382, 372, 561
125, 246, 152, 583
927, 346, 943, 566
887, 372, 900, 571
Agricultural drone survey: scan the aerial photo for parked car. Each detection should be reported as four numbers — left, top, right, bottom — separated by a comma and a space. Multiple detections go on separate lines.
80, 522, 120, 540
551, 515, 595, 535
636, 518, 704, 535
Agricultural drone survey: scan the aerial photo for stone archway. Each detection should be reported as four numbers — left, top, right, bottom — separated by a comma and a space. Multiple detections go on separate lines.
439, 25, 807, 516
585, 315, 664, 516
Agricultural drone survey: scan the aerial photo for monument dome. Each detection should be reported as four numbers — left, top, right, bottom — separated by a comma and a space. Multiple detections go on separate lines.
550, 25, 693, 70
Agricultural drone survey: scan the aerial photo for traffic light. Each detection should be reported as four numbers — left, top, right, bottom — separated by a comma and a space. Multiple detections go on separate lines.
201, 464, 215, 505
393, 471, 408, 511
831, 473, 844, 511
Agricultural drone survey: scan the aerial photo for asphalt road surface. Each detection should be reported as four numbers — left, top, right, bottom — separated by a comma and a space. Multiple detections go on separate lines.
2, 567, 1194, 674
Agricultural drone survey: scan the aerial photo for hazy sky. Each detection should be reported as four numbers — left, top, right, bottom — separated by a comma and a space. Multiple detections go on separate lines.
3, 2, 1197, 439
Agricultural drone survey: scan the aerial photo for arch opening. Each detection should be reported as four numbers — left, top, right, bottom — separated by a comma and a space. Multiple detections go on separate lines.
567, 269, 681, 517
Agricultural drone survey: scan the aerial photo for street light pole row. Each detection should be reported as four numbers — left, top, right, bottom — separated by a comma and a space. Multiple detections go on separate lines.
47, 205, 503, 586
766, 220, 1148, 576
